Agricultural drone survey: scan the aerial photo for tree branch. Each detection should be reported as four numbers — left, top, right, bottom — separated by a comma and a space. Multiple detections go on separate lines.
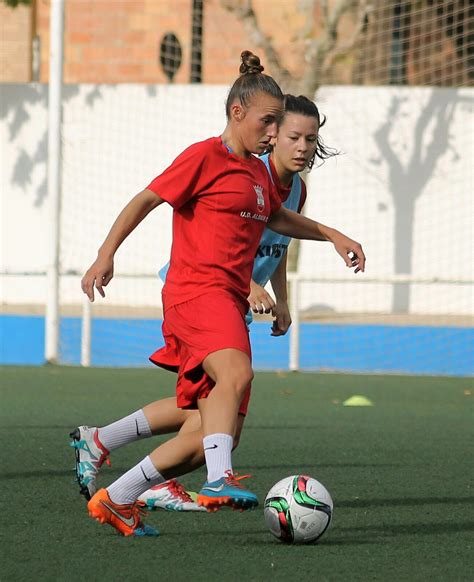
220, 0, 294, 90
322, 0, 373, 77
306, 0, 358, 68
221, 0, 371, 97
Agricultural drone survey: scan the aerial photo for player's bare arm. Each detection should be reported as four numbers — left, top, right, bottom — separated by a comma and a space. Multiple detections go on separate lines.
267, 206, 366, 273
269, 251, 292, 336
81, 188, 165, 301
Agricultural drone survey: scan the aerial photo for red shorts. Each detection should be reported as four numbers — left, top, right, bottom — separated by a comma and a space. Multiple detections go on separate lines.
150, 291, 252, 415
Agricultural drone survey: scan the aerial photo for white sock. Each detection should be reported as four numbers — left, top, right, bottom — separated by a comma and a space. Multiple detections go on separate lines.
107, 456, 165, 505
97, 409, 152, 451
203, 433, 233, 482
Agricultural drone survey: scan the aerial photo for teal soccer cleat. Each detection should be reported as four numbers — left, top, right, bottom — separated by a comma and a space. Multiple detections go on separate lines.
69, 426, 110, 500
197, 471, 258, 512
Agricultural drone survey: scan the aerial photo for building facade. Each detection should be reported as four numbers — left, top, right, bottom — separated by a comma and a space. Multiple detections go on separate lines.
1, 0, 472, 87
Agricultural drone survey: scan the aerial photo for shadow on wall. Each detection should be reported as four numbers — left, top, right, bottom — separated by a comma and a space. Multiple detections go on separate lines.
370, 89, 473, 313
0, 83, 128, 208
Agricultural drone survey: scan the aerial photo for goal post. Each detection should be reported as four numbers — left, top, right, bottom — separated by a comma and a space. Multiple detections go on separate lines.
45, 0, 65, 363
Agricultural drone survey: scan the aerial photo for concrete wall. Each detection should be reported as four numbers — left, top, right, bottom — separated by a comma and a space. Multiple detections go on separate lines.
1, 83, 473, 315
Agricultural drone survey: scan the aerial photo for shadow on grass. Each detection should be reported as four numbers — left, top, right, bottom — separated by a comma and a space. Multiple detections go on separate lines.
1, 469, 76, 480
147, 528, 379, 546
339, 521, 474, 536
128, 522, 474, 544
0, 425, 82, 430
2, 424, 319, 431
245, 425, 333, 430
337, 496, 474, 508
0, 464, 403, 481
248, 537, 381, 547
244, 463, 402, 470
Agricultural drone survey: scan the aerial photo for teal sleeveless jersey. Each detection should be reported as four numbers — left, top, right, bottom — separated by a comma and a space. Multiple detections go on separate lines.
158, 152, 304, 323
252, 153, 303, 288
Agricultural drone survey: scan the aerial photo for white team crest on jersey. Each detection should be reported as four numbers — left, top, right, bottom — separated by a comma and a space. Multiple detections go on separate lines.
254, 184, 265, 212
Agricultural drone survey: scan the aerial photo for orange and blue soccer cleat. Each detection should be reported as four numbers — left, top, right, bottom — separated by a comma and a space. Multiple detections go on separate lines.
138, 479, 206, 512
69, 426, 111, 500
197, 471, 258, 512
87, 488, 159, 537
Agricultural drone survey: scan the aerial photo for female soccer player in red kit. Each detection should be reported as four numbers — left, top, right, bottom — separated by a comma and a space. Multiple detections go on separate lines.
70, 94, 341, 515
81, 51, 365, 536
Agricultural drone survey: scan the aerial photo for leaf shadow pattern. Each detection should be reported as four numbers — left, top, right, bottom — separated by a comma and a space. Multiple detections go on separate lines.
0, 84, 114, 207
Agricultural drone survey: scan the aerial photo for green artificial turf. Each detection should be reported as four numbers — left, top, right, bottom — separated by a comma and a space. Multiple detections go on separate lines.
1, 366, 473, 581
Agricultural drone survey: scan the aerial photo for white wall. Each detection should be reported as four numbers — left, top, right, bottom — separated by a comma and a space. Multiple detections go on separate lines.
299, 86, 473, 314
1, 84, 472, 314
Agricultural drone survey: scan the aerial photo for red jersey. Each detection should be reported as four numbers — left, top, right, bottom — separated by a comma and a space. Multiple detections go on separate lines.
147, 137, 281, 310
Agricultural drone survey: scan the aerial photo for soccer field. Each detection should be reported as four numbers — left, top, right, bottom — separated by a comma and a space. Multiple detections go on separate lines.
1, 366, 473, 581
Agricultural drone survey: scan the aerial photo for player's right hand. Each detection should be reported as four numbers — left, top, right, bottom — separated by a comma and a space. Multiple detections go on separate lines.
81, 255, 114, 302
248, 280, 275, 314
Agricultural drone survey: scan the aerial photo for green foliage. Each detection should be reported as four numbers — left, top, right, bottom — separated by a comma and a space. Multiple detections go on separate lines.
3, 0, 31, 7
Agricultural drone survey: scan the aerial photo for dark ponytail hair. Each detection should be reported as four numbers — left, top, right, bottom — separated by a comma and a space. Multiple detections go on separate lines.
281, 94, 339, 169
225, 50, 283, 118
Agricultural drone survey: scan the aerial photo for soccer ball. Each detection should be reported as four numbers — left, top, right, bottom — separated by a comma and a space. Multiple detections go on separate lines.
264, 475, 333, 544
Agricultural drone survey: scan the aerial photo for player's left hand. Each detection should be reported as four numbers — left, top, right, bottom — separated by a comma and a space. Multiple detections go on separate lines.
332, 233, 366, 273
248, 280, 276, 314
271, 301, 292, 336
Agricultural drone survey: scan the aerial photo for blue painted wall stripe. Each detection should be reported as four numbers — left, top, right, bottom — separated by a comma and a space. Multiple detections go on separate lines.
1, 315, 472, 376
1, 315, 45, 365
